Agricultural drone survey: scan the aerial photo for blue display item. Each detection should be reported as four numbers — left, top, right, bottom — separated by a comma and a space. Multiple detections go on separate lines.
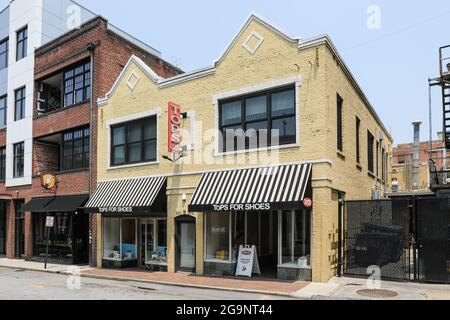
121, 243, 137, 259
157, 246, 167, 256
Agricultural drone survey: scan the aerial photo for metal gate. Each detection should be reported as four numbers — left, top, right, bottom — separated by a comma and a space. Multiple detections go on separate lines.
343, 196, 450, 283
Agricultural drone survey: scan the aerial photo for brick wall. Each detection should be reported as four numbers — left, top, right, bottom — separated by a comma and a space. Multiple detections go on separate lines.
33, 142, 59, 175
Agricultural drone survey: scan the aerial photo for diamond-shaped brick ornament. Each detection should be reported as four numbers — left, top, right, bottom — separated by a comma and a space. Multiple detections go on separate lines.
126, 70, 140, 91
242, 31, 264, 55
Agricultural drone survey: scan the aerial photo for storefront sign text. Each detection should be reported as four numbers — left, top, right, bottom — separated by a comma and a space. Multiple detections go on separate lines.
98, 207, 133, 213
168, 101, 183, 159
212, 203, 271, 211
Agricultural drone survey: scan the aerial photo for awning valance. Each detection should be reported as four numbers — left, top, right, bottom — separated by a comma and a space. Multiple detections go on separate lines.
84, 176, 166, 214
20, 195, 89, 213
189, 163, 312, 212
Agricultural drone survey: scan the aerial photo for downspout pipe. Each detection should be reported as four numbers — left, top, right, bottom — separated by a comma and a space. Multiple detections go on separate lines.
337, 197, 344, 277
87, 42, 96, 267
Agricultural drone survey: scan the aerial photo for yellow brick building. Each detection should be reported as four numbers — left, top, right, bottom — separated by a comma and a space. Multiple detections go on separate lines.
85, 14, 393, 282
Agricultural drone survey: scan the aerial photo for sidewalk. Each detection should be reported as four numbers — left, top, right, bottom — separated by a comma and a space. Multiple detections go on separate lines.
0, 257, 92, 274
293, 276, 450, 300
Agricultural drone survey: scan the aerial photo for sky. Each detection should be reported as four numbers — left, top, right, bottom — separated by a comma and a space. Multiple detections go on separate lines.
2, 0, 449, 144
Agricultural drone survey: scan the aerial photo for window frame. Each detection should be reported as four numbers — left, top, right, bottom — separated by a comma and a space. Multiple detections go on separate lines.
367, 131, 375, 174
336, 94, 343, 152
63, 60, 91, 108
16, 26, 27, 61
356, 116, 361, 164
0, 147, 5, 181
0, 95, 6, 127
14, 87, 26, 121
61, 126, 90, 172
0, 37, 8, 70
218, 85, 297, 153
13, 142, 25, 178
110, 116, 158, 167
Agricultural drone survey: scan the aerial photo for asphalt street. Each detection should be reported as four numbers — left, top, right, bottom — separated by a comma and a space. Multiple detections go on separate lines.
0, 267, 297, 300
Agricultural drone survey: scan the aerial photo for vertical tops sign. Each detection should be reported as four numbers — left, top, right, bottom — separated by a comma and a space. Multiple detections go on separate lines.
168, 102, 182, 160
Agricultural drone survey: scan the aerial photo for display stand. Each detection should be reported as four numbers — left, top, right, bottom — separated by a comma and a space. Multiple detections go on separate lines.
235, 245, 261, 277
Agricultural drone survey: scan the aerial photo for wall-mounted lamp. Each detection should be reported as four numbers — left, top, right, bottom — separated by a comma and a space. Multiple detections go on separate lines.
181, 193, 187, 202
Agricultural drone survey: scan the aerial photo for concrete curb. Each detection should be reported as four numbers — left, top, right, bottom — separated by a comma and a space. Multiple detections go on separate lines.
0, 264, 302, 299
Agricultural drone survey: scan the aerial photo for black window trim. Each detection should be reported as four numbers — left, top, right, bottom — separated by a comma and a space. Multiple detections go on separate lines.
0, 146, 5, 181
218, 85, 297, 153
63, 59, 91, 108
0, 94, 7, 127
0, 37, 8, 70
13, 141, 24, 178
110, 115, 158, 167
337, 94, 343, 152
16, 26, 27, 61
61, 126, 90, 172
14, 86, 26, 121
367, 130, 375, 174
355, 116, 361, 164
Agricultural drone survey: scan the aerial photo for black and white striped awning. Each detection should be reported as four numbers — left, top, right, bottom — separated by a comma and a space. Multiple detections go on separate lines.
189, 163, 312, 212
84, 176, 166, 214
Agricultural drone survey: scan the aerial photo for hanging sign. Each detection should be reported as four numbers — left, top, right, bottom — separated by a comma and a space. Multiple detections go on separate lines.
41, 173, 57, 191
303, 197, 312, 208
235, 245, 261, 278
168, 101, 183, 160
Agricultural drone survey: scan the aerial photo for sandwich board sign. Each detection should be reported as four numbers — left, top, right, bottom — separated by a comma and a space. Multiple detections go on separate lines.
235, 245, 261, 277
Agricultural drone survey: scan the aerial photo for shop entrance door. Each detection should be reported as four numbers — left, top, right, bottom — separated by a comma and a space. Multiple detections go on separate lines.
140, 220, 155, 267
0, 201, 6, 255
176, 216, 196, 273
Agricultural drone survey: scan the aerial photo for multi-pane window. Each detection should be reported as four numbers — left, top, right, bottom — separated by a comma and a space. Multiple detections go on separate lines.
13, 142, 24, 178
0, 147, 5, 181
14, 87, 25, 121
0, 95, 6, 127
367, 131, 374, 174
337, 94, 343, 152
219, 86, 296, 152
356, 116, 361, 164
16, 26, 27, 61
64, 61, 91, 107
0, 38, 8, 70
111, 116, 157, 166
62, 127, 90, 171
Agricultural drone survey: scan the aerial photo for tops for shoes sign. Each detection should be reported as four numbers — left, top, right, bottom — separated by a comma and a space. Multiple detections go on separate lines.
168, 102, 183, 161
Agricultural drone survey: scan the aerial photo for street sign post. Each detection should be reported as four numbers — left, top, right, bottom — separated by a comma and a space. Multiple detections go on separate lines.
44, 216, 54, 269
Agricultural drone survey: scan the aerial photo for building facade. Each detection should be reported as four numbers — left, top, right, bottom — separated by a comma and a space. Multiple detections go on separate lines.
0, 1, 180, 262
86, 15, 393, 282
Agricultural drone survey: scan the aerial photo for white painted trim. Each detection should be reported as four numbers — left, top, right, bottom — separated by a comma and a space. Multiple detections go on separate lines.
158, 67, 215, 88
97, 159, 332, 183
106, 108, 161, 170
212, 76, 302, 157
125, 70, 140, 91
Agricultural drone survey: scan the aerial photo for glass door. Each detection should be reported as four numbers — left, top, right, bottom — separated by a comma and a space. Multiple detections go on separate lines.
140, 220, 154, 266
176, 217, 196, 272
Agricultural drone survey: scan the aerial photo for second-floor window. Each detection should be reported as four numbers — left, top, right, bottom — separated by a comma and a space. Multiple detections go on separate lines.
111, 116, 157, 166
337, 94, 343, 152
16, 26, 27, 61
62, 127, 90, 171
15, 87, 26, 121
0, 147, 5, 181
64, 61, 91, 107
219, 86, 296, 152
367, 131, 374, 174
356, 116, 361, 164
0, 95, 6, 127
0, 37, 8, 70
13, 142, 24, 178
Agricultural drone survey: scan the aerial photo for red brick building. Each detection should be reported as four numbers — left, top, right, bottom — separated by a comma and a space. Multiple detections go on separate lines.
0, 16, 181, 265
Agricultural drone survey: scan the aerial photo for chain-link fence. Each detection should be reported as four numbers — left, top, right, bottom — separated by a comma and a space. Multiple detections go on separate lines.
344, 199, 412, 281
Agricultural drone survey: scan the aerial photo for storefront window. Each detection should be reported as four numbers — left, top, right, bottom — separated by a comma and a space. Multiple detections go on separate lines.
281, 210, 311, 267
33, 213, 73, 262
103, 218, 137, 261
205, 214, 230, 261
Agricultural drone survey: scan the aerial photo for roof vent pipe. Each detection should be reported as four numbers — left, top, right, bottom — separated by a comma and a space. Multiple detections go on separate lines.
412, 121, 422, 191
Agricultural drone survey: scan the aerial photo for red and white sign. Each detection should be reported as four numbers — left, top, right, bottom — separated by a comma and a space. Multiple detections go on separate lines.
168, 102, 182, 158
303, 197, 312, 208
